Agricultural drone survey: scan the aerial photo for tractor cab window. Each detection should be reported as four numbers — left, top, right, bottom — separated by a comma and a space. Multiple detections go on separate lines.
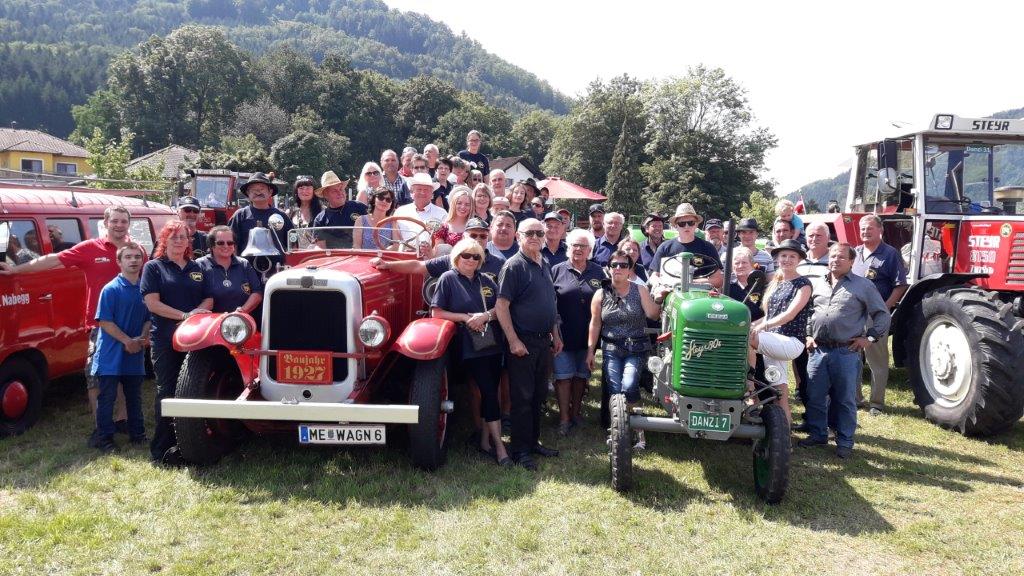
0, 220, 41, 265
923, 141, 1024, 214
194, 175, 231, 208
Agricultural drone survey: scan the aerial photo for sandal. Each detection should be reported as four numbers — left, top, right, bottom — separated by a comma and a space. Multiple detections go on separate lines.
497, 455, 513, 467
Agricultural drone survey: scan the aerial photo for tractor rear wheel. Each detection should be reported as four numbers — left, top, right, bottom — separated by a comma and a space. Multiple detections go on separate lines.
609, 393, 633, 492
174, 347, 247, 465
752, 403, 789, 504
905, 287, 1024, 436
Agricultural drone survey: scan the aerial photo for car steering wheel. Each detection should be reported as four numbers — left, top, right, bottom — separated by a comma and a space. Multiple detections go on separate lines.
372, 215, 434, 253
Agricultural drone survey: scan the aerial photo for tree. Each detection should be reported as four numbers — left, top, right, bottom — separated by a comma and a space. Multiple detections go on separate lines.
192, 134, 268, 173
734, 188, 778, 233
508, 110, 559, 167
254, 46, 319, 115
393, 75, 460, 148
82, 128, 168, 192
69, 89, 121, 144
603, 105, 647, 216
226, 96, 291, 147
269, 129, 351, 183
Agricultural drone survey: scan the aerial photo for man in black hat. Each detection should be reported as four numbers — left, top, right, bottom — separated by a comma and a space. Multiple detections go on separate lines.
587, 204, 605, 239
736, 218, 775, 274
228, 172, 293, 265
704, 218, 727, 257
176, 196, 207, 258
521, 177, 539, 203
639, 213, 665, 269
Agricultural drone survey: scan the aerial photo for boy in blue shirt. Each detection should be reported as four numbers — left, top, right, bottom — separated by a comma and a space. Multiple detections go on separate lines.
89, 242, 150, 452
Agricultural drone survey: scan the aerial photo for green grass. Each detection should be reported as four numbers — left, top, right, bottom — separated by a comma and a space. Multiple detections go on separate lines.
2, 368, 1023, 576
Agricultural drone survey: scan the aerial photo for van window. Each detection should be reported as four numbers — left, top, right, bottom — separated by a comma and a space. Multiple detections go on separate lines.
90, 218, 156, 256
1, 219, 41, 265
45, 218, 83, 253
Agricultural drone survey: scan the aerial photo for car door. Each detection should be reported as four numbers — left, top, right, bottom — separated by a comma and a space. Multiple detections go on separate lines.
0, 218, 55, 353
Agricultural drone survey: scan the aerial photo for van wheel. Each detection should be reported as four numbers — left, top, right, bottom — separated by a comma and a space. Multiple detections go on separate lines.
0, 358, 44, 437
174, 348, 247, 465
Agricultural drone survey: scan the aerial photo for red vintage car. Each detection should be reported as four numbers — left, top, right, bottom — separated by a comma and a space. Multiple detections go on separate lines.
162, 217, 459, 469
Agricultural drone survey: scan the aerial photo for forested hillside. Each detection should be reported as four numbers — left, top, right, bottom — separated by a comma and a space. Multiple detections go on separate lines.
0, 0, 569, 137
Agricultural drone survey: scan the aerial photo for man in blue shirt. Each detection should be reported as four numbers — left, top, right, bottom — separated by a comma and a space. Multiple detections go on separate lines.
486, 211, 519, 260
228, 172, 293, 266
649, 203, 723, 290
639, 213, 666, 270
591, 211, 626, 267
541, 212, 568, 268
312, 171, 367, 248
90, 242, 150, 452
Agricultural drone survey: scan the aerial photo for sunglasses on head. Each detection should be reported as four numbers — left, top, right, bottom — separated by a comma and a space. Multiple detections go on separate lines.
214, 240, 235, 247
609, 261, 631, 269
458, 253, 482, 261
521, 230, 545, 238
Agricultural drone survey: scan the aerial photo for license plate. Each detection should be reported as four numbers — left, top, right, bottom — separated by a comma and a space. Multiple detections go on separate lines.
298, 424, 386, 445
688, 411, 732, 433
276, 351, 332, 384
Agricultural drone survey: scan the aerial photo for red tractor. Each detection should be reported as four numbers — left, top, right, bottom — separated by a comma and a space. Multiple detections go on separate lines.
179, 169, 288, 232
804, 114, 1024, 436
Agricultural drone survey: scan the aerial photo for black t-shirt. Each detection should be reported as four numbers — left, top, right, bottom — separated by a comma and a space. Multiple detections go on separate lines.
191, 230, 208, 259
551, 261, 605, 351
312, 201, 368, 248
458, 150, 490, 175
649, 237, 722, 278
140, 257, 208, 343
497, 251, 557, 335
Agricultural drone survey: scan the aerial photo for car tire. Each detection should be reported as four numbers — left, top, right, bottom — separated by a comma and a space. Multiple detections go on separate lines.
752, 402, 789, 504
609, 393, 633, 492
0, 357, 44, 437
174, 347, 247, 465
408, 356, 449, 470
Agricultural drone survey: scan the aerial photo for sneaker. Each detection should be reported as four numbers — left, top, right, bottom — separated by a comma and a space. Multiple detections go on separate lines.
835, 446, 853, 459
558, 421, 572, 437
797, 437, 828, 449
114, 420, 129, 434
868, 407, 883, 417
88, 432, 116, 453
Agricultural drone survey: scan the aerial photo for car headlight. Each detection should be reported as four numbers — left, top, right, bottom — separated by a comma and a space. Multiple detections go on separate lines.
358, 316, 390, 348
220, 314, 251, 345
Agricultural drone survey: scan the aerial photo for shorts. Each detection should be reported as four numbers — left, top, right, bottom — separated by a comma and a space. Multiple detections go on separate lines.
553, 349, 591, 380
756, 332, 804, 386
85, 327, 100, 389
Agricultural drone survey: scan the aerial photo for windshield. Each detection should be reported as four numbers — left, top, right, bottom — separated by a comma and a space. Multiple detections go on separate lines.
288, 225, 434, 255
923, 140, 1024, 213
194, 176, 230, 208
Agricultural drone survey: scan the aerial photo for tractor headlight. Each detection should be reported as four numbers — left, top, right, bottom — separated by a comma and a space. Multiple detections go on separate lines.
220, 314, 251, 345
764, 365, 783, 385
647, 355, 665, 374
358, 316, 390, 348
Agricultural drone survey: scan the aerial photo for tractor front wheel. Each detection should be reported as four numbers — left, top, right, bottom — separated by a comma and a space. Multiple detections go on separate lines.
609, 393, 633, 492
752, 403, 789, 504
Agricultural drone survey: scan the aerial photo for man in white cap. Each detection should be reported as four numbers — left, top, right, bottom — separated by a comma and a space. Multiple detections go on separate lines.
311, 171, 366, 248
394, 172, 447, 250
648, 203, 723, 290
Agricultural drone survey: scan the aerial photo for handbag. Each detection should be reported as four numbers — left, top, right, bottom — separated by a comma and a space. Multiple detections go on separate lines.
467, 284, 498, 352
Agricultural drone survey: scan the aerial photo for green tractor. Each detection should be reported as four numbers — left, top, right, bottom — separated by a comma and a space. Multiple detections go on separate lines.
608, 249, 791, 503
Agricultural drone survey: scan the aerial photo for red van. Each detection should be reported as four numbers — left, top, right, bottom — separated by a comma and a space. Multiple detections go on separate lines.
0, 183, 175, 436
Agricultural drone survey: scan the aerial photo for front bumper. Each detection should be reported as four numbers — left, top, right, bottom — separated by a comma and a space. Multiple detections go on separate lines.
161, 399, 419, 424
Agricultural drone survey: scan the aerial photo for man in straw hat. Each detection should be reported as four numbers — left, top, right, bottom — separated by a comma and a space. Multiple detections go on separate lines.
648, 203, 723, 291
311, 171, 366, 248
228, 171, 293, 262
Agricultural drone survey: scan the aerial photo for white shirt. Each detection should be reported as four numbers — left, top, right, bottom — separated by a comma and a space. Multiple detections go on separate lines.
393, 202, 448, 243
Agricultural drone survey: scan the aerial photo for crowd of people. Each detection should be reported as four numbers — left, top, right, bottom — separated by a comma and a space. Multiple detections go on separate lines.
0, 129, 908, 467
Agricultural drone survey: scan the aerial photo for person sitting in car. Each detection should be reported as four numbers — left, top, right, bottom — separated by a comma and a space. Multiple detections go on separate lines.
312, 171, 366, 249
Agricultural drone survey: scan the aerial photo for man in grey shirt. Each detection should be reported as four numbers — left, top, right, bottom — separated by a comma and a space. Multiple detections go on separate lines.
798, 243, 890, 458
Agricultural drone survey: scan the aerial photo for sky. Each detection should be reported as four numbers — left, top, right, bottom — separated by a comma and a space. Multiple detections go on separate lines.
383, 0, 1024, 195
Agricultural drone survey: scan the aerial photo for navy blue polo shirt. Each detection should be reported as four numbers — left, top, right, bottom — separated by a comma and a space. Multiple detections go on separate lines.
497, 251, 558, 335
551, 261, 605, 351
431, 270, 501, 359
192, 230, 208, 259
92, 275, 149, 376
228, 205, 293, 259
591, 233, 625, 267
486, 241, 519, 261
140, 257, 208, 343
312, 201, 368, 248
196, 255, 264, 313
853, 242, 907, 301
639, 239, 663, 269
542, 241, 568, 268
649, 237, 722, 277
425, 252, 506, 284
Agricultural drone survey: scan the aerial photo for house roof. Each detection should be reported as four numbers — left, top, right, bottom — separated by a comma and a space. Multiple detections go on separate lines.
0, 128, 89, 158
127, 145, 199, 179
489, 155, 545, 178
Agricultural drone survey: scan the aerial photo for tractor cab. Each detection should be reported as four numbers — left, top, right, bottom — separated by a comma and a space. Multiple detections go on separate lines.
179, 169, 289, 232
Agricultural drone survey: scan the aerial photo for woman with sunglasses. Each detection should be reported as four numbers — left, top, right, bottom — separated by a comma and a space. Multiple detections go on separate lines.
353, 187, 397, 250
616, 237, 648, 284
432, 187, 473, 250
431, 238, 510, 466
287, 175, 322, 228
529, 197, 546, 219
196, 226, 263, 316
586, 250, 660, 448
472, 183, 493, 224
354, 161, 384, 203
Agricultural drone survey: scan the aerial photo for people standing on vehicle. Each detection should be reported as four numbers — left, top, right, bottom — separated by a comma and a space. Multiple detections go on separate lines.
431, 238, 509, 467
587, 250, 660, 448
852, 214, 908, 415
800, 243, 890, 458
588, 204, 606, 239
312, 171, 366, 249
353, 187, 397, 250
735, 218, 775, 274
433, 186, 473, 250
638, 213, 666, 270
196, 226, 263, 316
176, 196, 207, 258
592, 212, 626, 267
380, 149, 412, 206
287, 175, 321, 228
0, 205, 138, 430
551, 229, 602, 436
90, 242, 150, 452
747, 239, 813, 423
488, 169, 507, 199
228, 172, 293, 266
471, 183, 493, 224
649, 203, 724, 290
541, 212, 568, 268
494, 218, 564, 471
355, 162, 384, 204
141, 220, 210, 465
458, 130, 490, 176
432, 158, 454, 210
486, 211, 519, 260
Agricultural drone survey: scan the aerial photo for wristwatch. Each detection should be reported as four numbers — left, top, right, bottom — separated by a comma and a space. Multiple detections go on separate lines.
866, 335, 877, 343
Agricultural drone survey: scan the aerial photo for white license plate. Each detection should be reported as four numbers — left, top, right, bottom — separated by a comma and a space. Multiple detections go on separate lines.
298, 424, 386, 445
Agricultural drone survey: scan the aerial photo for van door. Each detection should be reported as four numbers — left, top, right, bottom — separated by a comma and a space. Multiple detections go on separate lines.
41, 218, 89, 375
0, 219, 55, 355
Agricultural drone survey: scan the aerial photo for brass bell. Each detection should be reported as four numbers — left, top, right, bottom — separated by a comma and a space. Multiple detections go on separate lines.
241, 223, 283, 258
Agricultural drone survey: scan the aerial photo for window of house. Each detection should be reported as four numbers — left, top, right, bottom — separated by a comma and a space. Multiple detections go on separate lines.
55, 162, 78, 175
20, 159, 43, 173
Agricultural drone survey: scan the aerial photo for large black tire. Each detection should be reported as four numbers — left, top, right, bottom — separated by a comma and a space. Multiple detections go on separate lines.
609, 393, 633, 492
408, 357, 450, 471
752, 403, 789, 504
904, 287, 1024, 436
0, 358, 44, 437
174, 347, 247, 465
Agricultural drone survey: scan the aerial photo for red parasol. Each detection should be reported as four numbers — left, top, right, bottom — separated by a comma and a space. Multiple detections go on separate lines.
536, 177, 607, 201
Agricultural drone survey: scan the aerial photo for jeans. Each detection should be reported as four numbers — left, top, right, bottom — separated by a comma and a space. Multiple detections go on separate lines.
806, 346, 861, 449
505, 334, 552, 455
150, 342, 186, 460
96, 375, 144, 440
603, 349, 643, 404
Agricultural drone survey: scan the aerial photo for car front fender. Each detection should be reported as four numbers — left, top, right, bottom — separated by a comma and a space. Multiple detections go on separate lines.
173, 312, 261, 385
391, 317, 457, 361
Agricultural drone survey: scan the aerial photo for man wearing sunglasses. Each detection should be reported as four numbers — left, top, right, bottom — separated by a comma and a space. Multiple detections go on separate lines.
648, 203, 724, 291
177, 196, 207, 258
494, 218, 563, 471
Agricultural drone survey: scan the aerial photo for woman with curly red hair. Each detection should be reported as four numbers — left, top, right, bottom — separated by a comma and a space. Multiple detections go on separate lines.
141, 220, 210, 465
